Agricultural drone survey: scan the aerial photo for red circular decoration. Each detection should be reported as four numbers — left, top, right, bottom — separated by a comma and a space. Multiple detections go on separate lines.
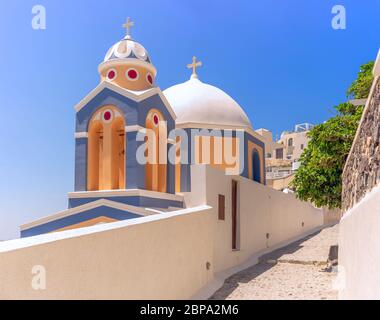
127, 69, 138, 79
104, 111, 111, 121
147, 74, 153, 85
153, 114, 159, 126
107, 70, 116, 80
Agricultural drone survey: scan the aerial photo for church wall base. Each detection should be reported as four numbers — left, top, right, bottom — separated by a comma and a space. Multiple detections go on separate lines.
339, 183, 380, 299
0, 166, 325, 299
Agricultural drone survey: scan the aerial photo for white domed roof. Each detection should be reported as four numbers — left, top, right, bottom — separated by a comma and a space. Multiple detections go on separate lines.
163, 77, 252, 129
103, 36, 152, 65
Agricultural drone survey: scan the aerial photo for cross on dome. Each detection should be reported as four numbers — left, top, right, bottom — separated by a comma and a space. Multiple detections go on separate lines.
187, 56, 202, 79
122, 17, 134, 39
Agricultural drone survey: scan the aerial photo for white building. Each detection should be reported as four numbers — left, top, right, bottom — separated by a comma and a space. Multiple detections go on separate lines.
256, 123, 313, 190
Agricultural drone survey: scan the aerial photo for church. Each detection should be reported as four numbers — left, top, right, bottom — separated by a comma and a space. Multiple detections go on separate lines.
0, 19, 329, 300
20, 19, 266, 237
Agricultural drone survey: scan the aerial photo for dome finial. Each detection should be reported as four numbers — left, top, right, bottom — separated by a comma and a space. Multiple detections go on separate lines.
187, 56, 202, 79
122, 17, 134, 39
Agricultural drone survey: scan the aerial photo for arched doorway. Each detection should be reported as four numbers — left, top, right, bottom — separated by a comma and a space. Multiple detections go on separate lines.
87, 106, 125, 191
252, 149, 261, 183
145, 109, 167, 192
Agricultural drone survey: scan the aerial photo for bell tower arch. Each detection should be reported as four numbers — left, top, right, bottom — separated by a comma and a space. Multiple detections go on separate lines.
87, 105, 126, 191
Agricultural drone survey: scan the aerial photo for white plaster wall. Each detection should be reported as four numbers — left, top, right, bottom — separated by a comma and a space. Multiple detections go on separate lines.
200, 166, 324, 273
0, 207, 214, 299
182, 164, 208, 208
339, 184, 380, 299
0, 165, 325, 299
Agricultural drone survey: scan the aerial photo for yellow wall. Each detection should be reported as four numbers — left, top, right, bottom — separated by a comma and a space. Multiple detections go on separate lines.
194, 136, 240, 172
100, 64, 154, 91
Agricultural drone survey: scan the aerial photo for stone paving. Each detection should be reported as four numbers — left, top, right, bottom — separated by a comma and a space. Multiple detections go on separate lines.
210, 224, 339, 300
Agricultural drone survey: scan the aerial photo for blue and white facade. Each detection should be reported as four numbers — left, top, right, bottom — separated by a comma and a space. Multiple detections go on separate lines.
20, 27, 266, 237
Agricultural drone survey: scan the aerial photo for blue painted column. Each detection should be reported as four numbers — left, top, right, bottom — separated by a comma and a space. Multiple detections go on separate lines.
74, 137, 87, 191
180, 164, 191, 192
241, 132, 249, 179
125, 130, 145, 189
167, 145, 175, 194
177, 128, 192, 192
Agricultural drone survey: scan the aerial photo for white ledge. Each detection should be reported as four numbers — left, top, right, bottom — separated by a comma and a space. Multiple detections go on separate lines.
125, 125, 144, 132
67, 188, 184, 202
74, 132, 88, 139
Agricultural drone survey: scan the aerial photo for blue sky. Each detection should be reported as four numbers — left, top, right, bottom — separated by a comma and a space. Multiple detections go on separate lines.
0, 0, 379, 240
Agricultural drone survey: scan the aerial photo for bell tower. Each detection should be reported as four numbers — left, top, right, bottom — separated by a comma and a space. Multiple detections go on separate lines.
20, 18, 181, 237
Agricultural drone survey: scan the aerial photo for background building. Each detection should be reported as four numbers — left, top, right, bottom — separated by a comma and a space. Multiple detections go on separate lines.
256, 123, 314, 190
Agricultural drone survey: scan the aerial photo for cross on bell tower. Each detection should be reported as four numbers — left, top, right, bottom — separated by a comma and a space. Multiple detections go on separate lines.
187, 56, 202, 79
122, 17, 134, 39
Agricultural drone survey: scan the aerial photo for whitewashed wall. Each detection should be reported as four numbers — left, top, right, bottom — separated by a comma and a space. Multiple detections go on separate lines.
339, 184, 380, 299
201, 166, 324, 274
0, 207, 214, 299
0, 165, 324, 299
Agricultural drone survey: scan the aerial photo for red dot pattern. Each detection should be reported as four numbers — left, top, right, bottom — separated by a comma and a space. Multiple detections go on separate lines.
153, 114, 159, 126
107, 70, 115, 80
127, 69, 138, 79
103, 111, 111, 121
147, 74, 153, 84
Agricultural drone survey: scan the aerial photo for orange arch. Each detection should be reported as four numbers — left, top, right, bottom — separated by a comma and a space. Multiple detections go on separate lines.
87, 105, 125, 191
145, 109, 167, 192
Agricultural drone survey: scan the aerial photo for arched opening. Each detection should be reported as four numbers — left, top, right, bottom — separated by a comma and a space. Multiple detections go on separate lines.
87, 106, 125, 191
111, 117, 126, 189
88, 121, 104, 191
145, 109, 167, 192
252, 149, 261, 183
